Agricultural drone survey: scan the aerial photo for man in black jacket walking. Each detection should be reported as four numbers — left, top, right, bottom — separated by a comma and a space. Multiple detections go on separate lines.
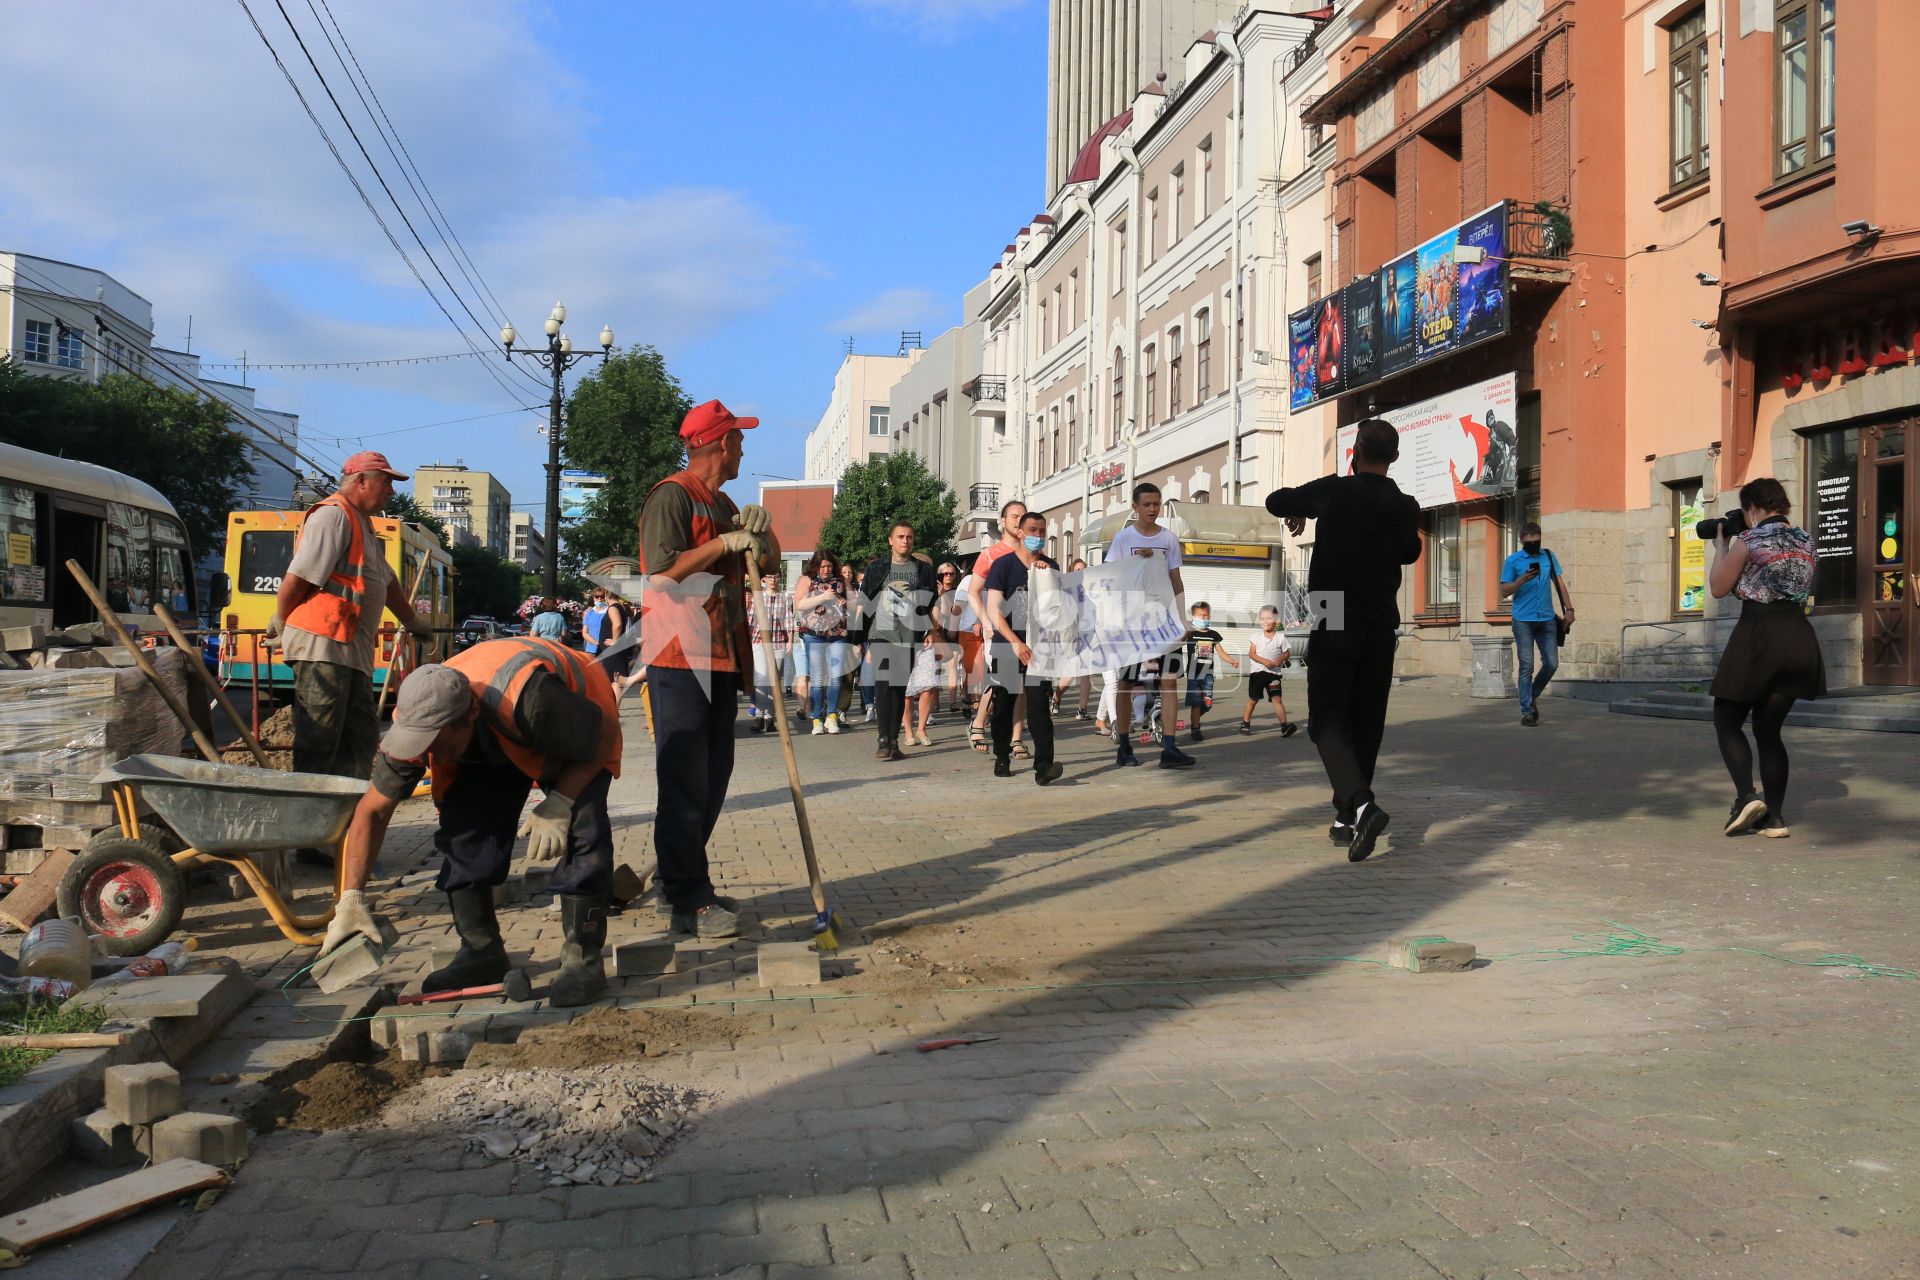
853, 521, 939, 761
1265, 419, 1421, 861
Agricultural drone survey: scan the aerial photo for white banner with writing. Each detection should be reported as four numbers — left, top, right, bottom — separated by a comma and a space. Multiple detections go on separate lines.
1028, 554, 1186, 680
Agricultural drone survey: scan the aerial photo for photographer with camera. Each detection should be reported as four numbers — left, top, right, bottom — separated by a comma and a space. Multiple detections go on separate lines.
1705, 478, 1825, 839
1498, 521, 1575, 726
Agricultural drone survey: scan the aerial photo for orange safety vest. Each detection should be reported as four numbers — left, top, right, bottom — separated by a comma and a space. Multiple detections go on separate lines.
286, 493, 372, 645
637, 470, 750, 674
429, 637, 623, 806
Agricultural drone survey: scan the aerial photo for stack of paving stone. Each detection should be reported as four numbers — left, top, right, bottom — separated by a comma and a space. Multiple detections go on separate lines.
70, 1062, 249, 1168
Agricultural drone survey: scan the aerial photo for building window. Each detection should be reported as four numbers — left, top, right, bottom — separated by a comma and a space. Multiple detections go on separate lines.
1036, 297, 1050, 355
1166, 327, 1183, 423
1172, 164, 1186, 244
1143, 343, 1158, 430
1497, 397, 1544, 564
1199, 138, 1213, 216
1304, 254, 1323, 303
1111, 349, 1125, 446
1775, 0, 1835, 179
1051, 406, 1064, 474
1670, 9, 1710, 190
55, 326, 84, 370
1195, 309, 1212, 402
1112, 221, 1128, 294
1356, 86, 1394, 151
1146, 189, 1160, 264
1068, 270, 1079, 327
868, 406, 889, 436
1423, 508, 1462, 615
22, 320, 51, 363
1065, 395, 1078, 464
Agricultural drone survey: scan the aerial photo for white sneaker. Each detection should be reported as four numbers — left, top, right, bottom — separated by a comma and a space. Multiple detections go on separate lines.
826, 714, 842, 734
864, 707, 876, 723
811, 719, 825, 736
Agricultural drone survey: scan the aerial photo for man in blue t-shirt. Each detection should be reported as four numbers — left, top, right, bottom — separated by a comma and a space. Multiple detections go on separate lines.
1498, 521, 1576, 726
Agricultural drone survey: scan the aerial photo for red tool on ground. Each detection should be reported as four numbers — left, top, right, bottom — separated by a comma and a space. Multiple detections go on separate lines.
396, 969, 532, 1005
916, 1036, 1000, 1053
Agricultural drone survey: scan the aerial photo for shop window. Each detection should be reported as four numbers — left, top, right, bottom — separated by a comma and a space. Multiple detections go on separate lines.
1669, 9, 1710, 190
1671, 481, 1708, 614
1805, 425, 1857, 608
1, 483, 46, 603
1775, 0, 1835, 179
1423, 508, 1462, 616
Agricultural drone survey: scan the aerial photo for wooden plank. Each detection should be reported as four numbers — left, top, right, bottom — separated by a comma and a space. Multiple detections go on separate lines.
66, 974, 226, 1020
0, 1033, 130, 1050
0, 1158, 228, 1252
0, 847, 75, 933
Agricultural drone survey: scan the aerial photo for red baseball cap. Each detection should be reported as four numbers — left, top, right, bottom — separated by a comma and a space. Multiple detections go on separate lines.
342, 450, 408, 480
680, 400, 758, 450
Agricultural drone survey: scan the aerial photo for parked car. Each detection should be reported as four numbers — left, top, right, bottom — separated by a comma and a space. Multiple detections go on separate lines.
452, 619, 502, 652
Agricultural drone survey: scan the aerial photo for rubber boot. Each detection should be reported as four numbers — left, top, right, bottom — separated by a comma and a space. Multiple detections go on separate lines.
421, 887, 510, 994
548, 894, 610, 1008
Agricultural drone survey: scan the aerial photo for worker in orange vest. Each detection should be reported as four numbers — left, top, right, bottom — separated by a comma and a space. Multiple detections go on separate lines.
321, 636, 623, 1007
269, 450, 433, 781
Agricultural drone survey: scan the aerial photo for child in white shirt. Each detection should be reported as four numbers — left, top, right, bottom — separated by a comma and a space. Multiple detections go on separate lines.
1239, 604, 1299, 737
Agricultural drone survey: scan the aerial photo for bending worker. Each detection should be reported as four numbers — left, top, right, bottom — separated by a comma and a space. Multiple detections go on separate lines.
269, 450, 433, 780
320, 635, 622, 1007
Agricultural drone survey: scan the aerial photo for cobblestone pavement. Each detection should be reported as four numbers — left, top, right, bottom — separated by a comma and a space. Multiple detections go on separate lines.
134, 681, 1919, 1279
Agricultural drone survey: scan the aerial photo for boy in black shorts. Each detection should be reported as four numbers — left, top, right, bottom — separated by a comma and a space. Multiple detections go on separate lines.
1239, 605, 1298, 736
1181, 601, 1239, 742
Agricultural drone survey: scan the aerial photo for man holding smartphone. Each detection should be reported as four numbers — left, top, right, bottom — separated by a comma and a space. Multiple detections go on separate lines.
1499, 521, 1575, 726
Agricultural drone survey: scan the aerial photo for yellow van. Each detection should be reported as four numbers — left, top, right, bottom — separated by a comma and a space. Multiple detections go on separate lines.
220, 510, 454, 697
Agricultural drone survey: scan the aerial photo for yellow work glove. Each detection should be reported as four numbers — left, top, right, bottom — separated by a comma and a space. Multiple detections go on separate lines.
320, 890, 385, 957
262, 616, 284, 649
519, 791, 575, 862
736, 504, 772, 535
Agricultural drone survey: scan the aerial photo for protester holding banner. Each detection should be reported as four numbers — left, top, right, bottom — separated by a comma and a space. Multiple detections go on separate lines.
1108, 483, 1197, 770
1266, 419, 1420, 862
983, 511, 1063, 785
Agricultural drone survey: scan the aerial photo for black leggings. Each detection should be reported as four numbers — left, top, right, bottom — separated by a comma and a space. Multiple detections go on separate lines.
1713, 693, 1795, 820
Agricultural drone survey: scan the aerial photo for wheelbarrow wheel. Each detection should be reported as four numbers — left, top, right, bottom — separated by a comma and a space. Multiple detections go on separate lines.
57, 835, 187, 957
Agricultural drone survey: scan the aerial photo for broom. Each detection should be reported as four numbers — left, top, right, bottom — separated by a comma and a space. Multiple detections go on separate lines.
744, 549, 846, 952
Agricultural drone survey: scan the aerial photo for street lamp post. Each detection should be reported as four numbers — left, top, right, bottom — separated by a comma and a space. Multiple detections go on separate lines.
502, 302, 615, 598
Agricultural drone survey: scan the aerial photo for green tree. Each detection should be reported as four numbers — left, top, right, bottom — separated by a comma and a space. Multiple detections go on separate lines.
561, 344, 689, 572
448, 541, 526, 621
818, 452, 960, 568
0, 359, 253, 554
383, 491, 448, 546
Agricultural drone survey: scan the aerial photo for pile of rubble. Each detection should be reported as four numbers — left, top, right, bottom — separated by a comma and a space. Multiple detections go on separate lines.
382, 1064, 702, 1187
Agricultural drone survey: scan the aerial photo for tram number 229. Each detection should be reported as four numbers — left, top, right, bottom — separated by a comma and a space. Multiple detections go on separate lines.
252, 575, 283, 593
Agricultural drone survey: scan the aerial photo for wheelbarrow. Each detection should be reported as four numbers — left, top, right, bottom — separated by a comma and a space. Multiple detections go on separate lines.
59, 755, 367, 955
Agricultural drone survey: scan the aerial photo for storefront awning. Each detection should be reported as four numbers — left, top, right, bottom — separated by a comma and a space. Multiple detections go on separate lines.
1084, 501, 1281, 553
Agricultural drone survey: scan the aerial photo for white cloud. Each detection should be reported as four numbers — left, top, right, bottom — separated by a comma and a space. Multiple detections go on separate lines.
842, 0, 1037, 38
831, 287, 941, 335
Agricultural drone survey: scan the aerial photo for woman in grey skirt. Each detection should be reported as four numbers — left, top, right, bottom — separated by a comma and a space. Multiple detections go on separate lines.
1707, 477, 1826, 839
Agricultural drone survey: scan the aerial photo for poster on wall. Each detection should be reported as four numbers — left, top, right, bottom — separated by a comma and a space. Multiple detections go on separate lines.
1336, 371, 1519, 509
1379, 250, 1419, 377
1415, 229, 1459, 359
1343, 276, 1380, 390
1313, 295, 1344, 400
1675, 488, 1707, 613
1288, 307, 1319, 410
1454, 205, 1509, 347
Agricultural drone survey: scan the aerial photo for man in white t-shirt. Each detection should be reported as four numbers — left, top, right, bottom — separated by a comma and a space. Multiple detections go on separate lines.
1108, 482, 1195, 769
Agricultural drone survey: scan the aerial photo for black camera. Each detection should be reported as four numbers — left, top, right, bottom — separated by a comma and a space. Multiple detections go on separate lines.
1695, 509, 1749, 541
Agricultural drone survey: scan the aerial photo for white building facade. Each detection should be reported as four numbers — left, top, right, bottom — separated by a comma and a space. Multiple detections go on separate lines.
801, 349, 926, 484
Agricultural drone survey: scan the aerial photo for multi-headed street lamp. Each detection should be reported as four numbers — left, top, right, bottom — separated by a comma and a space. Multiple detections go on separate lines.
503, 302, 614, 596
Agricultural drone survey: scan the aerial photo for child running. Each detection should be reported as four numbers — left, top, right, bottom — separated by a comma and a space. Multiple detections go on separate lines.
1181, 601, 1239, 742
1109, 482, 1196, 769
1239, 605, 1299, 736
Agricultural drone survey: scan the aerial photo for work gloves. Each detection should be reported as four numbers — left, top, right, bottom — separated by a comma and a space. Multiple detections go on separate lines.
736, 504, 771, 536
717, 529, 758, 555
320, 889, 385, 957
520, 791, 576, 863
406, 616, 434, 642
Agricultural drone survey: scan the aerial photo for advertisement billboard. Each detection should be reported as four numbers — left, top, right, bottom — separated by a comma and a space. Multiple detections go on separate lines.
1343, 275, 1381, 390
1379, 250, 1420, 378
1454, 205, 1508, 348
1289, 308, 1319, 411
1415, 230, 1459, 359
1336, 372, 1519, 510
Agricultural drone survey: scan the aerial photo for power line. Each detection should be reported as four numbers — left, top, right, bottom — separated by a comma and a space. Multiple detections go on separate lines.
196, 350, 486, 371
233, 0, 541, 408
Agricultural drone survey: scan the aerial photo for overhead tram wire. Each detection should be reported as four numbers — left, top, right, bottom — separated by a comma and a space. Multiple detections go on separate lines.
196, 351, 488, 372
6, 258, 345, 482
300, 0, 517, 337
233, 0, 544, 407
260, 0, 546, 398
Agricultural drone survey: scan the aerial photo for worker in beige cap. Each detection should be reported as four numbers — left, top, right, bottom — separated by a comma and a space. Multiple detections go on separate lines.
269, 450, 433, 783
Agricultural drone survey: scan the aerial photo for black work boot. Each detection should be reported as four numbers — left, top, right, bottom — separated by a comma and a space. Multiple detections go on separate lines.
422, 887, 510, 994
549, 895, 610, 1008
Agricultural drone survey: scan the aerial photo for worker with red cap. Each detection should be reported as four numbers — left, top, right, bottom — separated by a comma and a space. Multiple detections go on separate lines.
637, 400, 781, 938
270, 450, 433, 782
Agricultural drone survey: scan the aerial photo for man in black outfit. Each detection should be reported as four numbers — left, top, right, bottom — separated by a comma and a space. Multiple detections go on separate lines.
1265, 420, 1421, 861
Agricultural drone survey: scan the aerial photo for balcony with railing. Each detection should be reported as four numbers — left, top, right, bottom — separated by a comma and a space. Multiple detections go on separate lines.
1508, 200, 1573, 266
966, 374, 1008, 419
967, 483, 1001, 515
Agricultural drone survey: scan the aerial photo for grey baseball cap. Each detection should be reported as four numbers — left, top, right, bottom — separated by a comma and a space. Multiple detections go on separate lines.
383, 664, 473, 761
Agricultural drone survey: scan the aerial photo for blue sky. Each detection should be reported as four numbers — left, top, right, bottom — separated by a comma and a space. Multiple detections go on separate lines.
0, 0, 1046, 519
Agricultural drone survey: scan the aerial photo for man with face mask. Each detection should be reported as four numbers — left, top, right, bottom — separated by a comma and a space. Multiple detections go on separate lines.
1498, 520, 1576, 726
983, 511, 1064, 785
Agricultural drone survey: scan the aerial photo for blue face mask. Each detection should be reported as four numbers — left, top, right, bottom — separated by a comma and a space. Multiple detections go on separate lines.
1023, 535, 1046, 552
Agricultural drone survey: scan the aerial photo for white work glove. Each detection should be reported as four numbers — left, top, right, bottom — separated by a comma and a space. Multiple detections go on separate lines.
717, 529, 757, 555
736, 504, 771, 536
262, 616, 284, 649
406, 616, 434, 642
518, 791, 575, 863
320, 889, 385, 958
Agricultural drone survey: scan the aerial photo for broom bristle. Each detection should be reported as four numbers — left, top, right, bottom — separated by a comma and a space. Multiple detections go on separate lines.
810, 910, 844, 953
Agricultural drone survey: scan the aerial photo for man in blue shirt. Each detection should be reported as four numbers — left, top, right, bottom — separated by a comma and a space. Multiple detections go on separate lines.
1498, 521, 1576, 726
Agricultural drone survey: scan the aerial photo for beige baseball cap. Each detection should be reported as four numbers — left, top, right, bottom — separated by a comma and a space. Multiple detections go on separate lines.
383, 665, 472, 760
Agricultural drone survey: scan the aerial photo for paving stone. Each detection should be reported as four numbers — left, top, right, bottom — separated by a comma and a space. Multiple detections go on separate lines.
310, 933, 386, 993
69, 1106, 140, 1167
1409, 1225, 1581, 1278
756, 941, 822, 987
691, 1225, 831, 1273
614, 935, 677, 977
1042, 1226, 1203, 1279
150, 1111, 250, 1164
104, 1061, 181, 1126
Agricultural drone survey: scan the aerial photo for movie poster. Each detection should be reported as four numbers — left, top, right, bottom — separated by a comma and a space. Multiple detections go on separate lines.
1379, 251, 1419, 376
1415, 230, 1458, 359
1343, 276, 1380, 390
1288, 307, 1319, 410
1314, 296, 1344, 400
1454, 203, 1508, 347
